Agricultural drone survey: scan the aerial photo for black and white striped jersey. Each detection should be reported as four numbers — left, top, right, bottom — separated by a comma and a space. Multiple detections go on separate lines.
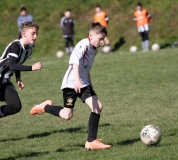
0, 39, 33, 81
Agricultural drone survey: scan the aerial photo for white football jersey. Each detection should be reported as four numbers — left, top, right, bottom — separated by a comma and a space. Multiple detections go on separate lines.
61, 38, 97, 89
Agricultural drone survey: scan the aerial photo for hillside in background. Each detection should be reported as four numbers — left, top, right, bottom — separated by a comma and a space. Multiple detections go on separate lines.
0, 0, 178, 56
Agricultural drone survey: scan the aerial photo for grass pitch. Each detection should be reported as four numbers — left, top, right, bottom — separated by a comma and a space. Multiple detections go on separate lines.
0, 48, 178, 160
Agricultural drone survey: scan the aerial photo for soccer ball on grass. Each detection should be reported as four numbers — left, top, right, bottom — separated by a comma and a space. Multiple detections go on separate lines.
56, 51, 64, 58
151, 43, 160, 51
102, 46, 111, 53
140, 125, 162, 145
130, 46, 137, 52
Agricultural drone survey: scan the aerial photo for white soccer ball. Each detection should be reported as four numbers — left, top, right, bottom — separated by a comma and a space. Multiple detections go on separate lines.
56, 51, 64, 58
102, 46, 111, 53
140, 125, 162, 145
152, 43, 160, 51
130, 46, 137, 52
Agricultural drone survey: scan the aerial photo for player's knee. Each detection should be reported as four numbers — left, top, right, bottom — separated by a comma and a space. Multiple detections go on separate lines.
11, 103, 22, 114
98, 103, 103, 112
63, 114, 73, 121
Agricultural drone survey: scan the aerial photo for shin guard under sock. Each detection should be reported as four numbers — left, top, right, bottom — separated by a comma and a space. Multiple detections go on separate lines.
87, 112, 100, 142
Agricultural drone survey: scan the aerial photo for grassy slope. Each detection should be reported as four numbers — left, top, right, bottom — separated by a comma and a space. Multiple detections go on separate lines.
0, 48, 178, 159
0, 0, 178, 56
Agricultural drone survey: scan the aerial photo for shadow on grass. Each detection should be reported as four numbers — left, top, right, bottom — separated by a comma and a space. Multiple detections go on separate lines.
167, 133, 177, 137
0, 137, 23, 142
56, 145, 83, 152
116, 137, 140, 146
0, 151, 49, 160
27, 123, 111, 139
27, 126, 86, 139
112, 37, 126, 52
0, 123, 111, 142
160, 43, 171, 49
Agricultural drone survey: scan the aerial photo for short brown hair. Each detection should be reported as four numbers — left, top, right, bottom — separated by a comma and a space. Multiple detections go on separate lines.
21, 22, 39, 31
90, 22, 107, 36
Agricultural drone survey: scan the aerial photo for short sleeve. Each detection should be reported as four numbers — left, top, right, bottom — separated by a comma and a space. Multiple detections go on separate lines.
69, 42, 88, 65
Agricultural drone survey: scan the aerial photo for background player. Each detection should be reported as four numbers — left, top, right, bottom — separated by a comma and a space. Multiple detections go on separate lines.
94, 5, 111, 52
134, 3, 151, 51
30, 22, 111, 150
60, 10, 74, 54
17, 6, 34, 39
0, 22, 43, 118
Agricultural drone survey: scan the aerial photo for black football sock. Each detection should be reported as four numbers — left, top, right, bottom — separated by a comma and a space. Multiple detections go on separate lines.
44, 105, 63, 117
87, 112, 100, 142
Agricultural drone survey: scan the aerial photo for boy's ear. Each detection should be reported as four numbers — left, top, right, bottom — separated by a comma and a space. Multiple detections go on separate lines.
89, 33, 93, 39
21, 29, 26, 37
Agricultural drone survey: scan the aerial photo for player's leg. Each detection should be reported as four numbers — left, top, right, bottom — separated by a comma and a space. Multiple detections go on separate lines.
65, 37, 70, 54
79, 86, 111, 150
104, 37, 112, 52
0, 83, 22, 117
69, 37, 74, 53
85, 96, 111, 150
144, 31, 149, 50
139, 32, 146, 51
30, 88, 76, 120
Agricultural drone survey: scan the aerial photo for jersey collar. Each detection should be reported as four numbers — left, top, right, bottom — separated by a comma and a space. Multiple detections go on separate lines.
20, 39, 26, 50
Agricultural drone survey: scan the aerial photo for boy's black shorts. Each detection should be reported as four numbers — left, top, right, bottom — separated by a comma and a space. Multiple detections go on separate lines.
62, 85, 97, 108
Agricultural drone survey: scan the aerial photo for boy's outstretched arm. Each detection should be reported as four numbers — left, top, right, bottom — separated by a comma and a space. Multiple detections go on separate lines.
9, 56, 43, 71
73, 63, 82, 93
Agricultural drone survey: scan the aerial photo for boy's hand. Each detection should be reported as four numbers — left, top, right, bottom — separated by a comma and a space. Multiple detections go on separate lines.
32, 62, 43, 71
74, 79, 82, 93
16, 78, 25, 90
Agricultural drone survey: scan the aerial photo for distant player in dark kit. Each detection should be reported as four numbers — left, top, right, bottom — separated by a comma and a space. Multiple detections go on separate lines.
134, 3, 151, 51
60, 10, 74, 54
30, 22, 111, 150
17, 6, 34, 39
0, 22, 43, 118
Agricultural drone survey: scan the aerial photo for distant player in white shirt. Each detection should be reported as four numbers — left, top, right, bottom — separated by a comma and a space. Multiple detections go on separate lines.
30, 22, 111, 150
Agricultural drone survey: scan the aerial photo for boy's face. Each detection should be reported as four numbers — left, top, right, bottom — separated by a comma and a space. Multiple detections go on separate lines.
136, 6, 142, 11
22, 27, 38, 45
65, 11, 71, 18
89, 31, 105, 48
20, 10, 27, 16
95, 7, 101, 13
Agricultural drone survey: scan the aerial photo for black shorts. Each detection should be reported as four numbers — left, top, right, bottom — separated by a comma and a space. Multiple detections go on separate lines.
62, 85, 97, 108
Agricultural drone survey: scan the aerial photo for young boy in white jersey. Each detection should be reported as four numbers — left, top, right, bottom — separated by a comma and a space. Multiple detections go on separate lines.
0, 22, 43, 118
30, 22, 111, 150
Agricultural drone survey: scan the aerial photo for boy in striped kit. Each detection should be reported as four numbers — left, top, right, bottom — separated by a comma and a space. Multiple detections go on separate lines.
0, 22, 43, 118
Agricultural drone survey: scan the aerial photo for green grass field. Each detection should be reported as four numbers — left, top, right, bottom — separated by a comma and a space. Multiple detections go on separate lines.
1, 48, 178, 160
